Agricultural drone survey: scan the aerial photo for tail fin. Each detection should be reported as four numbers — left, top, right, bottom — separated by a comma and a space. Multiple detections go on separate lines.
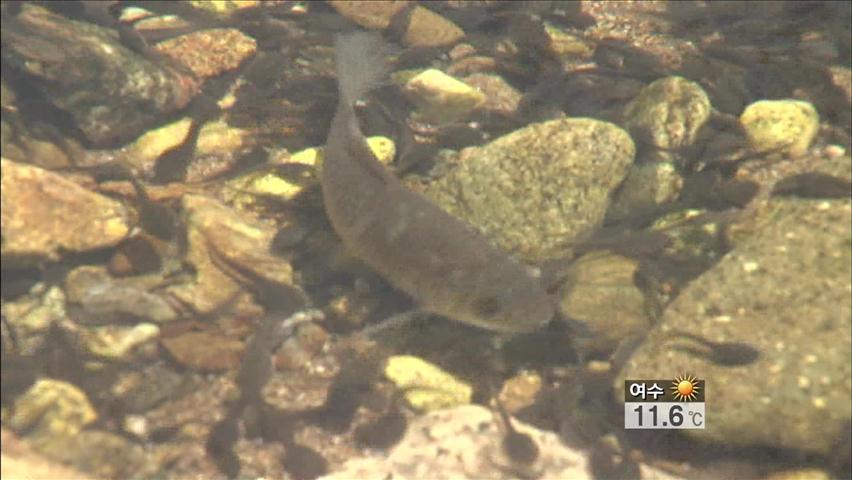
334, 31, 387, 106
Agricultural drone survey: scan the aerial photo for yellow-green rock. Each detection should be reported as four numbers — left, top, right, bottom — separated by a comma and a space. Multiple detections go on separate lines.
196, 118, 249, 156
740, 99, 819, 157
128, 117, 193, 166
188, 0, 259, 15
227, 136, 396, 205
404, 69, 485, 123
384, 355, 473, 411
8, 379, 97, 440
80, 323, 160, 360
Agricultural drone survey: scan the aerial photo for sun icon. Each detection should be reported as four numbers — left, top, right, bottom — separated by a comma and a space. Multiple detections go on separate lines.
671, 374, 701, 401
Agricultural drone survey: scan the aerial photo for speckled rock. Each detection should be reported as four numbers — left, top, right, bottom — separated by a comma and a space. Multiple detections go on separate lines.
740, 99, 820, 157
1, 286, 66, 347
8, 379, 97, 440
419, 118, 635, 261
404, 69, 486, 124
559, 251, 653, 357
154, 28, 256, 79
622, 76, 711, 163
651, 209, 730, 266
320, 405, 682, 480
617, 197, 852, 456
384, 355, 473, 411
1, 159, 130, 267
608, 161, 684, 222
37, 430, 148, 479
463, 73, 523, 117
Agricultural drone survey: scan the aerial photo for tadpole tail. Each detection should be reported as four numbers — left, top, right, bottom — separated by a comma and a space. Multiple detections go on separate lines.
334, 31, 387, 108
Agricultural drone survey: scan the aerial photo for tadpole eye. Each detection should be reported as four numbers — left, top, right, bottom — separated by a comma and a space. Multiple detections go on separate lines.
473, 296, 502, 318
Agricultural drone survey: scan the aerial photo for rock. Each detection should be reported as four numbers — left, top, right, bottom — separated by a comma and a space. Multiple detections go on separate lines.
328, 1, 409, 30
2, 287, 66, 349
78, 323, 160, 360
110, 362, 191, 414
112, 364, 190, 413
617, 197, 852, 457
37, 430, 148, 479
608, 161, 683, 222
166, 194, 297, 315
542, 24, 594, 60
401, 5, 465, 48
160, 330, 245, 372
463, 73, 523, 117
65, 265, 179, 324
622, 76, 711, 164
1, 159, 130, 267
559, 252, 653, 357
124, 117, 251, 178
154, 28, 257, 79
330, 1, 464, 48
764, 467, 833, 480
404, 69, 486, 124
8, 379, 97, 440
419, 118, 635, 261
1, 4, 198, 146
320, 405, 682, 480
499, 371, 543, 414
651, 209, 730, 267
226, 136, 394, 206
186, 0, 261, 15
1, 428, 94, 480
740, 99, 820, 157
384, 355, 473, 411
274, 323, 330, 371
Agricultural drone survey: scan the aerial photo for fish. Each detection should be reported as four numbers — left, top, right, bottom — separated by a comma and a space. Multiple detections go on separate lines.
320, 32, 554, 334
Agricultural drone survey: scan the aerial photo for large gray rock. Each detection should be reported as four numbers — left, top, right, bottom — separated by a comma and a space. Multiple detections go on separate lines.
617, 197, 852, 456
320, 405, 681, 480
420, 118, 635, 262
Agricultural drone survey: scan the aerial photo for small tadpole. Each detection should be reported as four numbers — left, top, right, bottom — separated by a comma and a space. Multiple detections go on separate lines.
772, 172, 852, 199
665, 330, 760, 366
495, 397, 539, 466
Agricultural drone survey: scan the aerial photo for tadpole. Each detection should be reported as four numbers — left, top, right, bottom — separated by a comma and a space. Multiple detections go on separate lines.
666, 330, 760, 366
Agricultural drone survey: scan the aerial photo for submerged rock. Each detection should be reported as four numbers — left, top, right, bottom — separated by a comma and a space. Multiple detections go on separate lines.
1, 159, 130, 267
1, 4, 198, 146
384, 355, 473, 411
321, 404, 681, 480
622, 76, 711, 164
8, 379, 97, 440
404, 69, 486, 124
559, 252, 653, 358
166, 194, 297, 315
617, 197, 852, 457
740, 99, 820, 157
419, 117, 635, 261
